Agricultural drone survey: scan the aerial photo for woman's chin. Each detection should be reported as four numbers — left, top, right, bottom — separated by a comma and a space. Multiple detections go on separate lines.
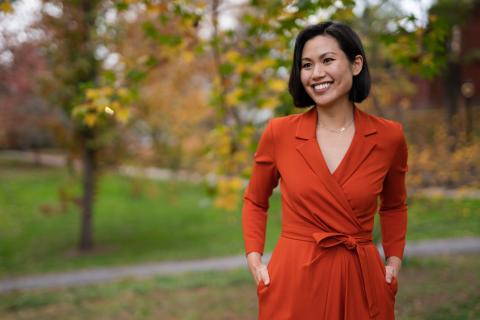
310, 93, 351, 108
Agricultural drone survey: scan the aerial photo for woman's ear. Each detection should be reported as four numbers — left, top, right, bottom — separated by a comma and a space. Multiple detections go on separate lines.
352, 55, 364, 76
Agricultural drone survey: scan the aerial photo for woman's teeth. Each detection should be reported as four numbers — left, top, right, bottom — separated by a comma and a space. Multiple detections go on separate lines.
313, 82, 332, 90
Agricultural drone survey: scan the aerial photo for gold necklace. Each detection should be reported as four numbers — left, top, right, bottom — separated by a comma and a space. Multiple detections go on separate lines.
317, 117, 354, 134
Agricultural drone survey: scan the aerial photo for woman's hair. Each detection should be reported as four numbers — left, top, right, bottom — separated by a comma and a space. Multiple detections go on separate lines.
288, 21, 371, 108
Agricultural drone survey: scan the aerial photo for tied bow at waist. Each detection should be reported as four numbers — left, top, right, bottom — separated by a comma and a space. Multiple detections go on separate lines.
282, 230, 380, 318
306, 231, 373, 265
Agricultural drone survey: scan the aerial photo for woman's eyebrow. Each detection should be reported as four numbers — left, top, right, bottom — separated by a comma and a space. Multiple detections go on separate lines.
302, 51, 337, 61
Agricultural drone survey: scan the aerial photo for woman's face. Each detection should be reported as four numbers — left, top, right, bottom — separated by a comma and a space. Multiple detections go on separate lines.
300, 35, 363, 108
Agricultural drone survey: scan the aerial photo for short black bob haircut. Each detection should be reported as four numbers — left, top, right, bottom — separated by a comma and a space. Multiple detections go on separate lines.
288, 21, 371, 108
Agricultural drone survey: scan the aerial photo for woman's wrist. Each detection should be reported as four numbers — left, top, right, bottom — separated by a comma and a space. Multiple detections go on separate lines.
386, 256, 402, 265
247, 251, 262, 266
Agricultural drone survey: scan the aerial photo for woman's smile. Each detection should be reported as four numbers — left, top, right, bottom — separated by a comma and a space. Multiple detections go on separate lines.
311, 81, 334, 93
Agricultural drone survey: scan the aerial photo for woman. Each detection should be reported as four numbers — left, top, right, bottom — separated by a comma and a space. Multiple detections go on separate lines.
242, 21, 408, 320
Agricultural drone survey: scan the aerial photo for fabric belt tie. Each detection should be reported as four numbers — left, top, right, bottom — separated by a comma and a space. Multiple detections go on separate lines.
303, 231, 380, 319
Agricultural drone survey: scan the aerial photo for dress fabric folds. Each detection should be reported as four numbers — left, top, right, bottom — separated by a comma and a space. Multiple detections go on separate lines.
242, 105, 408, 320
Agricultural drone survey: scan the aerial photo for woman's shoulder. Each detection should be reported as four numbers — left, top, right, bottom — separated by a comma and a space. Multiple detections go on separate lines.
361, 109, 406, 142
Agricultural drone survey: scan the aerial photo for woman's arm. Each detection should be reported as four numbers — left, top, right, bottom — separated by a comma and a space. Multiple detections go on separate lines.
242, 119, 280, 285
379, 122, 409, 280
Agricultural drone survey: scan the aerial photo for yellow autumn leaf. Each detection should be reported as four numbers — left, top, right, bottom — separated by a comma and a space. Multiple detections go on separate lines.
146, 3, 167, 15
217, 179, 229, 192
235, 63, 246, 74
225, 88, 242, 106
181, 51, 195, 64
213, 75, 222, 88
229, 177, 243, 190
117, 88, 129, 99
218, 144, 230, 157
233, 151, 249, 164
224, 50, 240, 63
261, 96, 280, 109
99, 87, 113, 97
94, 97, 110, 110
250, 58, 275, 74
269, 78, 286, 92
110, 100, 120, 109
0, 1, 13, 13
214, 190, 239, 212
85, 88, 99, 100
84, 114, 97, 127
116, 107, 130, 123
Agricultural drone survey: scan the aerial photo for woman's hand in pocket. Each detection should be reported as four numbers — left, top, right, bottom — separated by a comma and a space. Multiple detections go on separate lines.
247, 252, 270, 286
385, 256, 402, 283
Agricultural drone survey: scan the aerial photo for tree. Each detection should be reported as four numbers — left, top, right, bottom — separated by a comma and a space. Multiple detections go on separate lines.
38, 0, 104, 250
36, 0, 204, 250
0, 40, 58, 150
107, 1, 211, 170
382, 0, 479, 151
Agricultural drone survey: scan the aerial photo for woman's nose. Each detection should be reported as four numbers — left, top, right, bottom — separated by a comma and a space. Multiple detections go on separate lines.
312, 64, 325, 79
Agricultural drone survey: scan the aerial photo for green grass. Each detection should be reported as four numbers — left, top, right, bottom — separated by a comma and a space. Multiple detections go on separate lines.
0, 159, 479, 277
405, 196, 480, 240
0, 160, 282, 277
0, 254, 478, 320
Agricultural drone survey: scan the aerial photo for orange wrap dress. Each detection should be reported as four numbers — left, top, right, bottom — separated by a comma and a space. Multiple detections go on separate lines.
242, 105, 408, 320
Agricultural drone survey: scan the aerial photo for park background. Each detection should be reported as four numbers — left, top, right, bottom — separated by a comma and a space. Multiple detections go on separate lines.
0, 0, 479, 319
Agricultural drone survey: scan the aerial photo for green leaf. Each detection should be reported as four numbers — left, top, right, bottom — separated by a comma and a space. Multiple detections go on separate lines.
145, 55, 158, 67
102, 70, 116, 84
142, 22, 158, 39
158, 13, 170, 25
127, 69, 146, 82
219, 63, 234, 76
115, 2, 129, 11
157, 34, 182, 46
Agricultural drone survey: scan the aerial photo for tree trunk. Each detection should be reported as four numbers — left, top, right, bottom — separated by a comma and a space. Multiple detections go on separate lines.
79, 130, 97, 250
465, 96, 473, 143
77, 0, 99, 251
443, 60, 461, 152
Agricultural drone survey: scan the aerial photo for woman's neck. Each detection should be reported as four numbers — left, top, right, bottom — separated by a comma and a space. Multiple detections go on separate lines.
315, 100, 355, 129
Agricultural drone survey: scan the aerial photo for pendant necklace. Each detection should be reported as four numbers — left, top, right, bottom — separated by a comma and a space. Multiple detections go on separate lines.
317, 117, 354, 134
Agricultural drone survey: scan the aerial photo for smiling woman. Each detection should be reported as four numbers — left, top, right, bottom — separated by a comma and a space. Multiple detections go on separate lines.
242, 21, 408, 320
289, 21, 370, 108
300, 36, 364, 110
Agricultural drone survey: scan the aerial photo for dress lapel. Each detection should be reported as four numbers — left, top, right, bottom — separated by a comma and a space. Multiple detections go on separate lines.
294, 105, 377, 229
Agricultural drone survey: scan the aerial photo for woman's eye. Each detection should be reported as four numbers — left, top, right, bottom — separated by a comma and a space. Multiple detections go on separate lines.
302, 63, 312, 69
324, 58, 334, 64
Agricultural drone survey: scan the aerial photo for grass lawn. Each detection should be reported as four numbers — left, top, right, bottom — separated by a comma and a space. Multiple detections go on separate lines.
0, 253, 478, 320
0, 159, 479, 277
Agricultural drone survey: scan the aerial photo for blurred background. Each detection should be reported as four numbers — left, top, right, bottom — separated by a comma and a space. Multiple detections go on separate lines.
0, 0, 479, 319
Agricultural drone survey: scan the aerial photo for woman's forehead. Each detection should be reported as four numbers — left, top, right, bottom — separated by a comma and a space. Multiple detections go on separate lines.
301, 35, 342, 58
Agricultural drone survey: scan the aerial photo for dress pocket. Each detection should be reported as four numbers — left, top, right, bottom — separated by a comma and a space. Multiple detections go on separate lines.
256, 279, 264, 292
373, 251, 398, 299
386, 276, 398, 296
256, 279, 270, 295
256, 262, 272, 296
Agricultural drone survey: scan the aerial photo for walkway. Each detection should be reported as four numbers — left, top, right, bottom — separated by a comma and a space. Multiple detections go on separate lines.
1, 237, 479, 293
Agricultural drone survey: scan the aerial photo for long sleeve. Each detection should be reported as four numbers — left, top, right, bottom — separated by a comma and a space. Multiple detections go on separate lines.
379, 123, 409, 260
242, 119, 280, 256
